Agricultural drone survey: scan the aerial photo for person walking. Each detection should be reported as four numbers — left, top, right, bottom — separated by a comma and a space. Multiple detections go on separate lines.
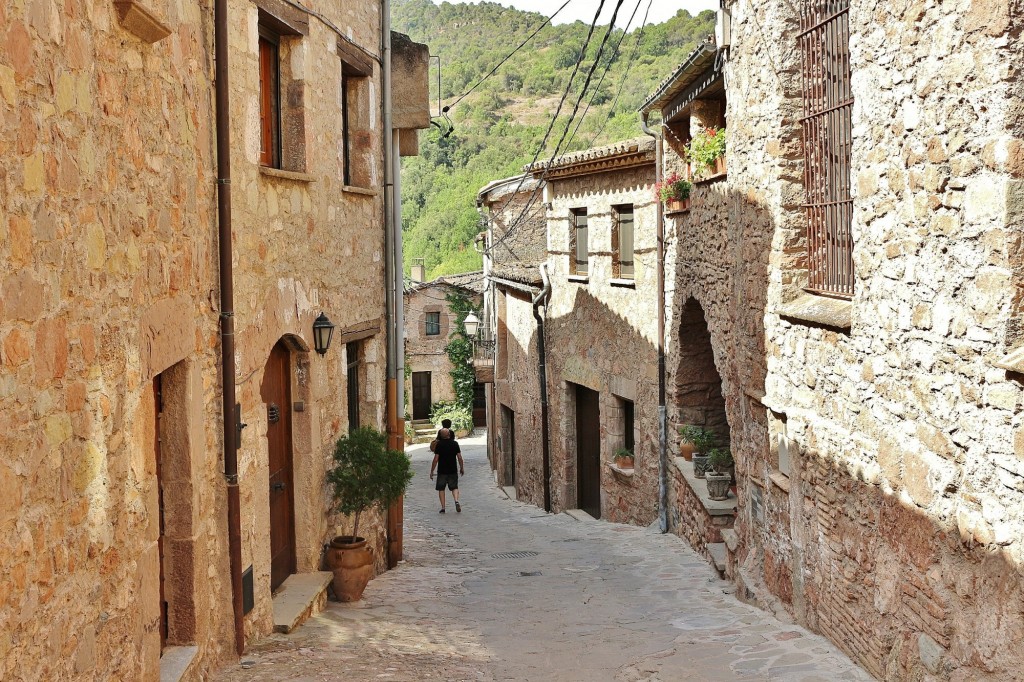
430, 427, 465, 513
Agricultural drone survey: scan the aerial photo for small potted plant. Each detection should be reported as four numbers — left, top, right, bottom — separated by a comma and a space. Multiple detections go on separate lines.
689, 428, 716, 479
326, 427, 413, 601
612, 447, 635, 470
688, 127, 727, 179
654, 172, 692, 213
678, 425, 701, 461
705, 447, 733, 501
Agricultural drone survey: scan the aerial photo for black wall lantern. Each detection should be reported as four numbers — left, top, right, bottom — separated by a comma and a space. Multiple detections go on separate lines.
312, 313, 335, 356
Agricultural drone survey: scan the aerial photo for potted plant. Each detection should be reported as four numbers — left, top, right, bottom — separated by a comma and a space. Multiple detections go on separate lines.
326, 427, 413, 601
654, 171, 692, 212
688, 127, 727, 178
689, 428, 716, 479
678, 425, 701, 461
705, 447, 733, 501
612, 447, 634, 470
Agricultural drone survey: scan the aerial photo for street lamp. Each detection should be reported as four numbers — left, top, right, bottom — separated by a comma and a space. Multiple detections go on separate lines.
463, 312, 480, 338
312, 313, 335, 356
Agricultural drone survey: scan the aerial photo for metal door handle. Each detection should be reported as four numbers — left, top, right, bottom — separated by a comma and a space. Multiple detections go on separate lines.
272, 482, 285, 491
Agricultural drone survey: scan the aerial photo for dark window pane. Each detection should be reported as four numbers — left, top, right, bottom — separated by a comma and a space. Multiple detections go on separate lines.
616, 206, 634, 279
426, 312, 441, 336
573, 210, 588, 275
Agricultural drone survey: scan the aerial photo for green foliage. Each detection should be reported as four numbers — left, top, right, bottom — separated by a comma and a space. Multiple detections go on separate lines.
393, 0, 716, 278
428, 400, 474, 432
328, 427, 413, 539
708, 447, 734, 473
679, 425, 716, 454
444, 290, 477, 411
688, 127, 726, 177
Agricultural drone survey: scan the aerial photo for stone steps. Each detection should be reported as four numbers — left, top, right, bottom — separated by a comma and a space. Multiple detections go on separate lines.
272, 571, 333, 634
707, 542, 728, 580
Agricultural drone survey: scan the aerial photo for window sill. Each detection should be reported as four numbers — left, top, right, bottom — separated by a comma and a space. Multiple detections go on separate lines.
779, 292, 852, 330
609, 278, 636, 288
259, 166, 316, 183
693, 170, 727, 185
995, 345, 1024, 374
606, 461, 635, 480
567, 275, 589, 284
342, 185, 378, 196
768, 470, 790, 493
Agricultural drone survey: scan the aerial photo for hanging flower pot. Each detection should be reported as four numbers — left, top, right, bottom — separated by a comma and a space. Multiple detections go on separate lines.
654, 172, 692, 212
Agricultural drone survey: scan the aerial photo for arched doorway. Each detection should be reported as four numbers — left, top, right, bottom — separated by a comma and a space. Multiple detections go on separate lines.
261, 340, 296, 591
676, 298, 730, 449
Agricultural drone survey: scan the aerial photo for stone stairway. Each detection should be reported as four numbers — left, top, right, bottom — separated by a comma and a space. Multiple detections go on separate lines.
411, 419, 436, 444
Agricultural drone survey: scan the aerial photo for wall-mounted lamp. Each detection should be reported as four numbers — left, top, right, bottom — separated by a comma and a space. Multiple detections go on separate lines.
313, 313, 335, 356
463, 312, 480, 338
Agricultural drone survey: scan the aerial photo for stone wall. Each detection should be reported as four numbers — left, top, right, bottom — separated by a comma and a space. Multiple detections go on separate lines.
543, 165, 660, 524
661, 0, 1024, 678
0, 0, 231, 678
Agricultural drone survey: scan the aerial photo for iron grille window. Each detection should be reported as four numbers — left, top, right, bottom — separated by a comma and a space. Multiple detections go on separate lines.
570, 209, 588, 276
425, 312, 441, 336
799, 0, 854, 298
613, 205, 634, 279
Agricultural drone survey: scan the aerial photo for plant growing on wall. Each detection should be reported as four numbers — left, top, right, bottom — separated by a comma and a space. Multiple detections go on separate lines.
688, 127, 726, 177
444, 289, 477, 412
653, 171, 692, 203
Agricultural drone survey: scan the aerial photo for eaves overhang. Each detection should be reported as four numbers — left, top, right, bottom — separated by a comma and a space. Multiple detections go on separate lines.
639, 38, 723, 124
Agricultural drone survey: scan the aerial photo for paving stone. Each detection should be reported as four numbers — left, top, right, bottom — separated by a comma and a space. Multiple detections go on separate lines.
213, 435, 871, 682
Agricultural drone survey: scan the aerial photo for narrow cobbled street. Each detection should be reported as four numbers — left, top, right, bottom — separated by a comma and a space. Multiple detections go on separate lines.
215, 434, 871, 681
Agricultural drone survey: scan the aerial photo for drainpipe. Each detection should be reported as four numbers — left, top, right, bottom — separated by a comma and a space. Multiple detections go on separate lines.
531, 264, 552, 512
641, 112, 669, 534
394, 130, 405, 426
382, 0, 398, 449
214, 0, 245, 654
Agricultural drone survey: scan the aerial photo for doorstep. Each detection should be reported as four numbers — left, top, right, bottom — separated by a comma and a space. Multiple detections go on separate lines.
272, 571, 333, 634
501, 486, 517, 500
708, 542, 727, 579
563, 509, 597, 523
159, 645, 199, 682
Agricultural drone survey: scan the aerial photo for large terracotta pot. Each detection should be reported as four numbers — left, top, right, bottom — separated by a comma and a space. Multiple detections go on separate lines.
326, 536, 374, 602
679, 441, 695, 461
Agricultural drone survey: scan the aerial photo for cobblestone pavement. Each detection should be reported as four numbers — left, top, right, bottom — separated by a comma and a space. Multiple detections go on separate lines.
214, 433, 872, 682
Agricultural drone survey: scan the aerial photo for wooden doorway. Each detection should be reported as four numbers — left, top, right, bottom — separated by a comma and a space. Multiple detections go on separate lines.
412, 371, 432, 420
473, 382, 487, 427
575, 384, 602, 519
153, 374, 168, 651
501, 404, 515, 486
263, 341, 296, 592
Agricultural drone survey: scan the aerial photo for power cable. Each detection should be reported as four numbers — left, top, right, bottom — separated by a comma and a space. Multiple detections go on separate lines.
445, 0, 575, 111
488, 0, 628, 256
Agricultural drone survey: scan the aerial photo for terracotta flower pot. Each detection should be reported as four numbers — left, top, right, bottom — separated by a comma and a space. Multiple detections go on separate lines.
665, 198, 690, 213
326, 536, 374, 602
679, 441, 695, 461
613, 456, 634, 470
705, 472, 731, 501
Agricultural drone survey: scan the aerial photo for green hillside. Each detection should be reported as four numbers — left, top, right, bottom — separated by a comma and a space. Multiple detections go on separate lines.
394, 0, 716, 279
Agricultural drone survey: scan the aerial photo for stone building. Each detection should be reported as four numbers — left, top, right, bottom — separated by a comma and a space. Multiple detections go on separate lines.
404, 270, 485, 423
479, 142, 660, 524
0, 0, 428, 678
641, 2, 1024, 679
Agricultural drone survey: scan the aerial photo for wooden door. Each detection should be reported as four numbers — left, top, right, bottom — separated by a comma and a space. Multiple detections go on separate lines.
472, 382, 487, 427
412, 372, 432, 420
501, 405, 515, 485
575, 385, 602, 519
154, 375, 167, 650
263, 342, 295, 592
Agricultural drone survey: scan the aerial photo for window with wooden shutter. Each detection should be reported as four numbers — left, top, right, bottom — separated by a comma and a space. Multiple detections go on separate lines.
799, 0, 854, 298
613, 205, 634, 280
258, 33, 280, 168
570, 208, 588, 276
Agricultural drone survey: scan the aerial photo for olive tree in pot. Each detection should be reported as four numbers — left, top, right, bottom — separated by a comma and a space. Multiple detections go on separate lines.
705, 448, 733, 501
326, 427, 413, 601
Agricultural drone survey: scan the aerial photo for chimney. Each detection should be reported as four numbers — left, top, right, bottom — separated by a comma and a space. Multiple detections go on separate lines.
411, 258, 426, 283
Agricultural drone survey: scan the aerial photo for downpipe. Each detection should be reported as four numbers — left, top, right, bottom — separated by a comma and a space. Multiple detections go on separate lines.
641, 112, 669, 534
532, 264, 552, 512
214, 0, 245, 654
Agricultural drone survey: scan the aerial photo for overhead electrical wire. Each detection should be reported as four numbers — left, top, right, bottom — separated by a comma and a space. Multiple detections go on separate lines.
445, 0, 575, 112
488, 0, 630, 256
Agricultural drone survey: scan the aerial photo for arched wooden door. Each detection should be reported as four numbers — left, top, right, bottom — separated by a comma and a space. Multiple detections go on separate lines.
262, 341, 296, 591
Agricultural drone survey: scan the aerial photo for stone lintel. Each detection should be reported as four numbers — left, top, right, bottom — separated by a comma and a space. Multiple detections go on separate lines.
779, 292, 852, 330
340, 317, 382, 344
114, 1, 172, 43
338, 36, 374, 77
253, 0, 309, 36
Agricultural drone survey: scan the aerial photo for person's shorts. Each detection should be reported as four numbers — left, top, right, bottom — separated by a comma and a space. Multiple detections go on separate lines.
435, 473, 459, 491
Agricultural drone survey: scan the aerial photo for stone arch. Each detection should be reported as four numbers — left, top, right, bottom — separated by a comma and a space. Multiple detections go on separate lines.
675, 298, 730, 449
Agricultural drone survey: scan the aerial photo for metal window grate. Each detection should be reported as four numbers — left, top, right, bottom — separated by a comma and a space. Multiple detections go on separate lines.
491, 551, 539, 559
799, 0, 854, 298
